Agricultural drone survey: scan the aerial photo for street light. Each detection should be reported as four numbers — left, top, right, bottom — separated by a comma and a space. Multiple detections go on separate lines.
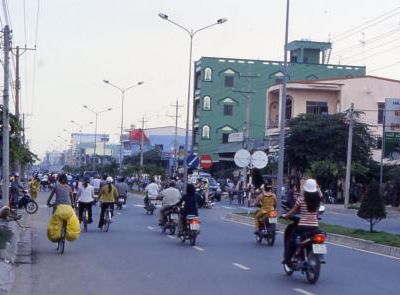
103, 80, 144, 172
83, 105, 112, 168
158, 12, 227, 188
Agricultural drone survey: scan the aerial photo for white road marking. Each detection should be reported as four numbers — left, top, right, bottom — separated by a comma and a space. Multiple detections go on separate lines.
167, 235, 175, 239
222, 206, 236, 210
193, 246, 205, 252
147, 226, 154, 231
232, 263, 250, 270
134, 204, 145, 208
39, 205, 47, 208
116, 212, 121, 215
222, 218, 400, 261
293, 288, 314, 295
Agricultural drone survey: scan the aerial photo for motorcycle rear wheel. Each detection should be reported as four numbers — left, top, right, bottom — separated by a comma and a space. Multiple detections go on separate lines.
283, 264, 294, 276
25, 200, 38, 214
190, 232, 197, 246
266, 231, 275, 246
305, 253, 321, 284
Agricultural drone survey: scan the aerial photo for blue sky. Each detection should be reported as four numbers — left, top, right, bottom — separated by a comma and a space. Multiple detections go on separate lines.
4, 0, 400, 157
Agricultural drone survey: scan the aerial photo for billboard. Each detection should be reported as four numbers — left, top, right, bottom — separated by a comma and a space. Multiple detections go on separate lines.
384, 98, 400, 159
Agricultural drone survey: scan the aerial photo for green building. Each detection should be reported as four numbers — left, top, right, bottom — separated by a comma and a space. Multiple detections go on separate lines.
192, 40, 366, 166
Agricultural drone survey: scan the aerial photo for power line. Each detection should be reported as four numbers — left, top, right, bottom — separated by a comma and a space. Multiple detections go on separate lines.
31, 0, 40, 118
23, 0, 27, 46
350, 42, 400, 64
369, 61, 400, 73
332, 7, 400, 42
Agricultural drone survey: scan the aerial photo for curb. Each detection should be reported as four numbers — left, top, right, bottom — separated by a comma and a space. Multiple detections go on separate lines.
0, 212, 33, 295
225, 213, 400, 259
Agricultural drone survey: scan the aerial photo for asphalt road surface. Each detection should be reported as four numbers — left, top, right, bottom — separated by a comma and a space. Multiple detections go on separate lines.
15, 192, 400, 295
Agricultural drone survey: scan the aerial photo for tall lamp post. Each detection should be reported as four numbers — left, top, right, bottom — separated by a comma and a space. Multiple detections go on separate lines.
83, 105, 112, 168
103, 80, 144, 172
276, 0, 290, 207
158, 13, 227, 188
70, 120, 93, 166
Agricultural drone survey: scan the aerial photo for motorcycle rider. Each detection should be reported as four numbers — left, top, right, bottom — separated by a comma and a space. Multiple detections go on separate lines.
253, 182, 277, 234
144, 178, 160, 209
10, 173, 24, 208
282, 178, 321, 265
158, 180, 182, 226
176, 184, 201, 235
115, 177, 129, 205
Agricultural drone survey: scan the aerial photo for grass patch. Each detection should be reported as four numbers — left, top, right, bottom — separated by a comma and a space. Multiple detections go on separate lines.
0, 226, 13, 249
233, 213, 400, 248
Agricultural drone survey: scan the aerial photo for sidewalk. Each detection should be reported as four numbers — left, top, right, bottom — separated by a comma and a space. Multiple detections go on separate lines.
322, 204, 400, 235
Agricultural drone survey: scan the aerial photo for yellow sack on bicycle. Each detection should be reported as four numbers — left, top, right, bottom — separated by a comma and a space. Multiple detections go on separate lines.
66, 212, 80, 241
47, 214, 63, 242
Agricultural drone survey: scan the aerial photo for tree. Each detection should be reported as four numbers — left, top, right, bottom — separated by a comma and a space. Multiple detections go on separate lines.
357, 180, 386, 232
307, 160, 339, 190
285, 113, 374, 174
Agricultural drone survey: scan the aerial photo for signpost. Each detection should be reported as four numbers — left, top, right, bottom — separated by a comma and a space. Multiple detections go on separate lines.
228, 132, 244, 143
200, 154, 213, 170
187, 154, 200, 169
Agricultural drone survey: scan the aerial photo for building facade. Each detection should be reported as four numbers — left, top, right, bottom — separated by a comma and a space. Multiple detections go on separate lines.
265, 76, 400, 161
192, 40, 366, 163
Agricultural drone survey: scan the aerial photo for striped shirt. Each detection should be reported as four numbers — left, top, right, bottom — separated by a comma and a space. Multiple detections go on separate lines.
296, 196, 319, 227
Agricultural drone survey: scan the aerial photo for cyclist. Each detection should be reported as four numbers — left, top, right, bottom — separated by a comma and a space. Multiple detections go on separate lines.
77, 177, 94, 224
46, 174, 74, 211
97, 177, 118, 229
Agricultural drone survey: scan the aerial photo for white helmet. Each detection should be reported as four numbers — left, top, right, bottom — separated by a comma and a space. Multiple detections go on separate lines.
303, 179, 318, 193
106, 176, 113, 184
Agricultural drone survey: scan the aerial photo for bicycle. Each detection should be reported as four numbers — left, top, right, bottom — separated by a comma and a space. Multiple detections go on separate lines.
81, 206, 89, 233
102, 205, 112, 232
57, 221, 67, 254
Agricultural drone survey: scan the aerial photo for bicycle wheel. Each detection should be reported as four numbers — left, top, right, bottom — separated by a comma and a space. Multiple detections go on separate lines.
82, 209, 88, 232
103, 210, 111, 232
59, 224, 66, 254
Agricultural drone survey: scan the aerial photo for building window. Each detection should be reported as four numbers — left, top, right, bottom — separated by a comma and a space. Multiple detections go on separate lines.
225, 75, 234, 87
306, 101, 328, 115
224, 104, 233, 116
376, 136, 383, 149
222, 133, 230, 144
203, 96, 211, 111
286, 96, 293, 120
204, 67, 212, 81
202, 125, 210, 139
378, 102, 385, 124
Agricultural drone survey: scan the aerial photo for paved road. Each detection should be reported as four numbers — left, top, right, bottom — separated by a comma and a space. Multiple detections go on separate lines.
220, 198, 400, 234
16, 192, 400, 295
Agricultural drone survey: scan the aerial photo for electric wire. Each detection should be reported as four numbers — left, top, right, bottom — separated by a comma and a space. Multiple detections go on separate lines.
332, 7, 400, 42
31, 0, 40, 119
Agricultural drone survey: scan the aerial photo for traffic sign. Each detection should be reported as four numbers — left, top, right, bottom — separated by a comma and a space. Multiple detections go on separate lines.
187, 154, 199, 169
234, 149, 251, 168
251, 151, 268, 169
200, 154, 213, 170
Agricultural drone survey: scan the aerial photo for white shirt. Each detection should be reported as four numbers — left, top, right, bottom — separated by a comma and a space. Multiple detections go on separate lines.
145, 182, 160, 199
77, 185, 94, 203
160, 187, 181, 206
90, 178, 101, 190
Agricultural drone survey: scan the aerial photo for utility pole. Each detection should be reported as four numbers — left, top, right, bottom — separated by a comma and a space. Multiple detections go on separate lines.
379, 106, 386, 194
344, 103, 354, 209
233, 68, 257, 203
2, 25, 11, 207
13, 45, 36, 176
139, 116, 148, 167
168, 100, 183, 176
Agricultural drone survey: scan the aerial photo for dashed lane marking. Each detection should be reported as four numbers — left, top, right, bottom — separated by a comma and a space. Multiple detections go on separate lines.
193, 246, 205, 252
116, 212, 121, 215
221, 206, 236, 210
232, 263, 250, 270
167, 235, 175, 239
147, 226, 155, 231
134, 204, 145, 208
293, 288, 314, 295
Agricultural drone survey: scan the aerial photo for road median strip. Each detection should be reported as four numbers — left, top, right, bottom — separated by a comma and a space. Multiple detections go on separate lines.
225, 213, 400, 259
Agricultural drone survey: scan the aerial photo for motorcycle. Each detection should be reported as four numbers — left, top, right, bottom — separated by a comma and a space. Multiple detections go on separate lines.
179, 215, 200, 246
281, 201, 327, 284
116, 195, 126, 210
145, 199, 157, 215
255, 210, 278, 246
323, 189, 336, 204
196, 188, 214, 209
14, 190, 39, 214
161, 207, 179, 235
